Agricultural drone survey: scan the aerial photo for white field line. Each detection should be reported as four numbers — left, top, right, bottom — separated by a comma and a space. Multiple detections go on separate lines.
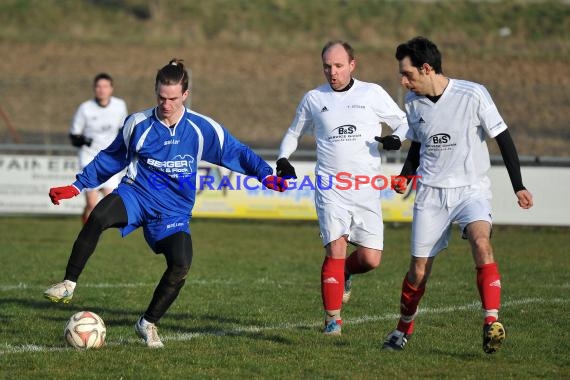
0, 297, 567, 355
0, 283, 156, 291
0, 278, 288, 292
2, 281, 567, 293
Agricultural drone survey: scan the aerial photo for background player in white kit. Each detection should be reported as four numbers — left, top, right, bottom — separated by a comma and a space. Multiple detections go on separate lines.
277, 40, 408, 335
382, 36, 534, 353
70, 73, 128, 223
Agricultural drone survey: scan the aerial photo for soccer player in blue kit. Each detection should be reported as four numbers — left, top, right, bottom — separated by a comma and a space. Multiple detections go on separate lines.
45, 59, 287, 348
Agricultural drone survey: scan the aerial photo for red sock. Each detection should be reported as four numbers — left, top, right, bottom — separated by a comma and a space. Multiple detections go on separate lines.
477, 262, 501, 325
321, 257, 345, 313
396, 275, 425, 335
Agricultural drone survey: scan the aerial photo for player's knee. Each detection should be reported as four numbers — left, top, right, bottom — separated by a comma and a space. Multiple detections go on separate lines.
83, 208, 107, 233
407, 267, 428, 287
363, 253, 381, 269
165, 265, 190, 287
326, 237, 348, 258
471, 236, 492, 256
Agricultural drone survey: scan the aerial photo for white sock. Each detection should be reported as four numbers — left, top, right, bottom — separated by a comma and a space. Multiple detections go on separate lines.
63, 280, 76, 290
483, 309, 499, 322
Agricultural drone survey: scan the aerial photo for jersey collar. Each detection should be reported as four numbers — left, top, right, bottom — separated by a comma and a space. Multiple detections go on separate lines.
331, 77, 355, 92
154, 107, 186, 135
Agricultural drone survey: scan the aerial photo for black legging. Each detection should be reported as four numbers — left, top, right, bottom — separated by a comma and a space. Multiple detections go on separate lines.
65, 194, 128, 280
64, 193, 193, 324
145, 232, 193, 323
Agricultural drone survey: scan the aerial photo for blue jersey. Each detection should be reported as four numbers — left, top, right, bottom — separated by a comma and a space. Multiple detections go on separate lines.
73, 107, 273, 219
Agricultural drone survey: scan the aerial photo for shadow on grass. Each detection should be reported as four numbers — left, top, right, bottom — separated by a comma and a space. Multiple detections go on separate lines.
1, 297, 294, 346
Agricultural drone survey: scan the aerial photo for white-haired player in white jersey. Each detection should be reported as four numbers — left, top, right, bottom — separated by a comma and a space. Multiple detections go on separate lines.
70, 73, 128, 223
382, 36, 533, 354
277, 40, 409, 335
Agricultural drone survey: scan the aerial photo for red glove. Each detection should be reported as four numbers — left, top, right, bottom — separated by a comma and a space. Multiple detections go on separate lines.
391, 176, 408, 194
49, 185, 80, 205
262, 176, 288, 192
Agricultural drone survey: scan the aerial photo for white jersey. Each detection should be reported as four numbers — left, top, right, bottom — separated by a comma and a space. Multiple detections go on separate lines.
405, 79, 507, 188
280, 79, 408, 204
70, 96, 128, 165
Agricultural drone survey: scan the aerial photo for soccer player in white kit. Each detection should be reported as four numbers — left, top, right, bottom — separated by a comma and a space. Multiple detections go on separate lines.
277, 40, 409, 335
70, 73, 128, 223
382, 37, 534, 353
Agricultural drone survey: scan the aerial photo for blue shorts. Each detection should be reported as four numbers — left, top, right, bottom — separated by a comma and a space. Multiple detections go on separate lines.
114, 184, 190, 252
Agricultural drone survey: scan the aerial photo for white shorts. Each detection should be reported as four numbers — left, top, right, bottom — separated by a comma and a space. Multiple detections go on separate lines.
316, 199, 384, 250
411, 179, 493, 258
79, 150, 124, 191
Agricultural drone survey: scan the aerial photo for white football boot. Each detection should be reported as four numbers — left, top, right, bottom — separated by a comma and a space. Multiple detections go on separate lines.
43, 280, 75, 303
135, 316, 165, 348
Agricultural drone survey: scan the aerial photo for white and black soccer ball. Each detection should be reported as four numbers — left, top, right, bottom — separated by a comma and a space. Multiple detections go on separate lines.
64, 311, 106, 349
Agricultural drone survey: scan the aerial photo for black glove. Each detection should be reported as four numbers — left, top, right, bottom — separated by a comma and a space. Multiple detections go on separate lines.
375, 135, 401, 151
70, 134, 93, 148
276, 157, 297, 179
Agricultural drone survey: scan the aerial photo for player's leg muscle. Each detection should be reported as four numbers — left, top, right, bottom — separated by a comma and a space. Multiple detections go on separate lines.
346, 247, 382, 274
65, 194, 128, 281
143, 232, 193, 323
357, 246, 382, 269
83, 193, 128, 231
325, 236, 348, 258
465, 221, 494, 266
407, 256, 435, 288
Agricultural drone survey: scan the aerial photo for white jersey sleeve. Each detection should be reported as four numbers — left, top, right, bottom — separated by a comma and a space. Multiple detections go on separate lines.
405, 122, 419, 142
404, 94, 421, 142
476, 84, 507, 138
70, 103, 88, 136
369, 84, 408, 141
278, 92, 314, 159
278, 130, 300, 159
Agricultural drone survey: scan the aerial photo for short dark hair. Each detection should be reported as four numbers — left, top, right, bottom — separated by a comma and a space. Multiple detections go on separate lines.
155, 58, 190, 92
321, 40, 355, 61
395, 36, 443, 74
93, 73, 113, 87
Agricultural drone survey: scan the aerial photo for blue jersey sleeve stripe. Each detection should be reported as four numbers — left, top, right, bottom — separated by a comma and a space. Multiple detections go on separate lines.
205, 117, 225, 150
126, 156, 138, 181
187, 108, 225, 150
187, 119, 204, 163
120, 109, 154, 182
136, 125, 153, 152
122, 110, 152, 149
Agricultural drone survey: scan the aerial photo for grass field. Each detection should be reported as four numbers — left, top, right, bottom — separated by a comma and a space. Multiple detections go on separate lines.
0, 217, 568, 379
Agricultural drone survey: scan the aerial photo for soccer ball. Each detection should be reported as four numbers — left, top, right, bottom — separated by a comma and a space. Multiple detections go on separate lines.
64, 311, 106, 349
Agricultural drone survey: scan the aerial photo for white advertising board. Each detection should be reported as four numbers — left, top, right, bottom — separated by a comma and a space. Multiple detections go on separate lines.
0, 154, 567, 226
0, 155, 85, 214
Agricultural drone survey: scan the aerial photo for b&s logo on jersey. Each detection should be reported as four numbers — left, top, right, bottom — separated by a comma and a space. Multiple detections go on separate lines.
328, 124, 362, 143
425, 133, 456, 152
146, 154, 195, 175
